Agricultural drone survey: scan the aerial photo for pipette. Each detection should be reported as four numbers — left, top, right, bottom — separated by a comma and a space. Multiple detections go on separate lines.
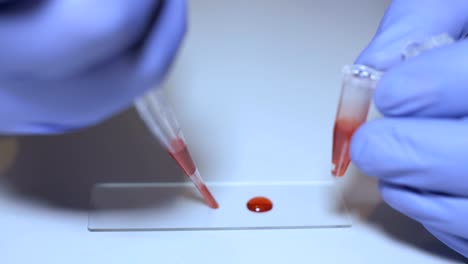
134, 88, 219, 209
331, 33, 455, 177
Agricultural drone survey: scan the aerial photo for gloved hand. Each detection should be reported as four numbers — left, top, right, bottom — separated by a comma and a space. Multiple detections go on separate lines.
0, 0, 186, 134
350, 0, 468, 257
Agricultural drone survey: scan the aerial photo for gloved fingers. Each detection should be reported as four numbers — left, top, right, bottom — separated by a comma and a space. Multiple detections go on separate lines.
0, 0, 158, 78
0, 61, 139, 133
355, 0, 468, 70
379, 181, 468, 242
424, 226, 468, 258
0, 0, 186, 134
373, 40, 468, 118
351, 117, 468, 196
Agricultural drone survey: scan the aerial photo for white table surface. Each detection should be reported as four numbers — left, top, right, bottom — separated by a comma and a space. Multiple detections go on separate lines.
0, 0, 465, 263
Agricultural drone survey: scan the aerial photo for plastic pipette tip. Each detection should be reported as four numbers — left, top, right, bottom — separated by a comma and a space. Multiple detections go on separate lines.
331, 162, 347, 177
189, 170, 219, 209
198, 183, 219, 209
167, 138, 219, 208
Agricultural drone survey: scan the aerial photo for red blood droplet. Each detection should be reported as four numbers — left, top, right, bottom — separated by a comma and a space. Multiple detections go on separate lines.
247, 196, 273, 213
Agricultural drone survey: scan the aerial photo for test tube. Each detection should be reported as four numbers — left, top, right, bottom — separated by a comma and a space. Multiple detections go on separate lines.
331, 65, 382, 177
332, 33, 455, 177
134, 88, 219, 209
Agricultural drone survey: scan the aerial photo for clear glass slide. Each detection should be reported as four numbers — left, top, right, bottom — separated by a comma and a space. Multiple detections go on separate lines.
88, 182, 351, 231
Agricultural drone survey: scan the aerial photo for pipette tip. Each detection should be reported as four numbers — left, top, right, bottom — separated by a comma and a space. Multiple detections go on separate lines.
198, 182, 219, 209
189, 170, 219, 209
331, 162, 347, 177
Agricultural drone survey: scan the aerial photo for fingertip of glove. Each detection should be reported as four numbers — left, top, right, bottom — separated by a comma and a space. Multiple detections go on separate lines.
349, 124, 367, 164
349, 121, 380, 175
354, 48, 391, 72
373, 66, 418, 117
354, 30, 407, 72
373, 72, 402, 116
377, 181, 412, 216
350, 119, 403, 177
377, 181, 395, 205
374, 62, 442, 117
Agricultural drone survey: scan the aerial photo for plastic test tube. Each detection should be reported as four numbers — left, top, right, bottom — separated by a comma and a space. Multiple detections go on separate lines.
134, 88, 219, 209
331, 33, 455, 177
331, 65, 382, 177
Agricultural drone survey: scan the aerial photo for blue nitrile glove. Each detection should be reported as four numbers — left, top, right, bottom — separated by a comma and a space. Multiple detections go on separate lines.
0, 0, 186, 134
351, 0, 468, 257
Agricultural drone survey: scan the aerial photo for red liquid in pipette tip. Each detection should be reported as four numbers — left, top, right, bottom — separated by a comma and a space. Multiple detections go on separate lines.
169, 138, 197, 176
199, 183, 219, 209
169, 138, 219, 209
332, 118, 363, 177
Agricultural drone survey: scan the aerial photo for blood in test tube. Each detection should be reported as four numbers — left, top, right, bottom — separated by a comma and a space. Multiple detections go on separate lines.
247, 196, 273, 213
331, 118, 363, 177
331, 65, 381, 177
331, 36, 453, 177
168, 138, 196, 176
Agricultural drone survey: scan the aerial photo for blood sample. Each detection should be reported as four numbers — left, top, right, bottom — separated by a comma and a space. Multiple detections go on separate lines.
331, 65, 381, 177
332, 118, 363, 177
247, 196, 273, 213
